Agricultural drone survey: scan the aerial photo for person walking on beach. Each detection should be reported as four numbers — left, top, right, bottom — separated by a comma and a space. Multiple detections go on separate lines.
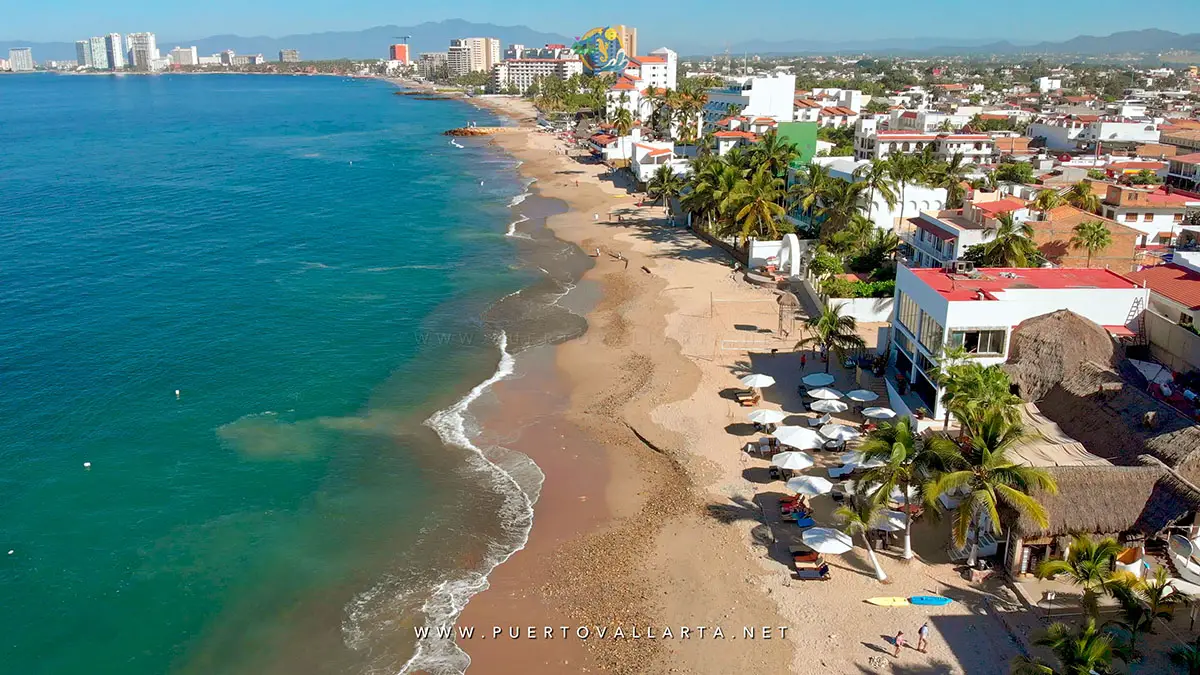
892, 630, 907, 657
917, 622, 930, 653
800, 353, 807, 370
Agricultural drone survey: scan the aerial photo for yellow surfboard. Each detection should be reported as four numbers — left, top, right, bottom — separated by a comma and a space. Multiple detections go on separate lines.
865, 597, 911, 607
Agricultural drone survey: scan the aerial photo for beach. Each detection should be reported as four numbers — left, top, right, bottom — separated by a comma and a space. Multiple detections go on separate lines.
439, 94, 1034, 675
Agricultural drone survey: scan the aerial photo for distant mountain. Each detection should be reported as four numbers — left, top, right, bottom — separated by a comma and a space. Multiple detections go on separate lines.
1, 20, 573, 62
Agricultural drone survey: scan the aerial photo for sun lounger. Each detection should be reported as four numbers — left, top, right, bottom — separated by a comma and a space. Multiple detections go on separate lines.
792, 551, 823, 565
794, 564, 831, 581
791, 516, 816, 527
807, 413, 831, 427
739, 394, 761, 407
829, 463, 856, 478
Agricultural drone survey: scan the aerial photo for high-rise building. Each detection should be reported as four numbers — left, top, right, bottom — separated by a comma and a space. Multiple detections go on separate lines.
169, 46, 198, 66
75, 41, 92, 68
105, 33, 125, 70
614, 25, 638, 57
416, 52, 448, 79
88, 37, 107, 70
279, 49, 300, 63
126, 32, 158, 71
388, 44, 410, 64
447, 37, 501, 76
504, 44, 525, 60
8, 48, 34, 72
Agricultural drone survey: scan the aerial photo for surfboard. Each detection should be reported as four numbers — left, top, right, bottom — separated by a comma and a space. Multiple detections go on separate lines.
865, 597, 910, 607
909, 595, 953, 606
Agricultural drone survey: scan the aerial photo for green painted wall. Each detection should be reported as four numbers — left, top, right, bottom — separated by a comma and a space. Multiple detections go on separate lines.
777, 121, 818, 166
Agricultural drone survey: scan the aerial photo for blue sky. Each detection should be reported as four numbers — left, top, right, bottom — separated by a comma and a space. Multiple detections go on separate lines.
7, 0, 1199, 44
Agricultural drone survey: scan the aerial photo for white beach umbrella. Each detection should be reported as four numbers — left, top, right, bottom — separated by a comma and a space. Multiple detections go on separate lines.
740, 373, 776, 389
862, 407, 897, 420
747, 409, 786, 425
859, 457, 886, 469
820, 424, 861, 442
872, 509, 909, 532
808, 387, 844, 400
773, 426, 824, 450
802, 527, 854, 554
787, 475, 834, 496
888, 485, 919, 503
771, 451, 815, 471
840, 451, 864, 464
846, 389, 880, 402
802, 372, 836, 387
810, 399, 850, 414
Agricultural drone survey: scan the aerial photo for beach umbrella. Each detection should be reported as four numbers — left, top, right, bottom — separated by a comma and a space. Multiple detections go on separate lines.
802, 373, 836, 387
888, 485, 919, 503
872, 509, 909, 532
771, 451, 815, 471
820, 424, 861, 442
802, 527, 854, 554
773, 426, 824, 450
787, 475, 834, 496
862, 407, 897, 420
740, 373, 776, 389
808, 387, 844, 400
810, 399, 850, 414
840, 451, 863, 464
846, 389, 880, 402
747, 409, 786, 425
859, 457, 886, 469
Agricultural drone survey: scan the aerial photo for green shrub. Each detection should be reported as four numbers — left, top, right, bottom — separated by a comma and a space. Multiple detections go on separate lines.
820, 278, 895, 299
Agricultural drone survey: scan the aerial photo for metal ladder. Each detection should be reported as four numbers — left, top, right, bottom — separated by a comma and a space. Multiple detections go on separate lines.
1124, 296, 1146, 345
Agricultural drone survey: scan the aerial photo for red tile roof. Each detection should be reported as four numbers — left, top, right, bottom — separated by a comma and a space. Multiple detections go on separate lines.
900, 111, 918, 119
1108, 161, 1166, 170
630, 55, 666, 64
1126, 264, 1200, 310
610, 77, 639, 91
973, 197, 1028, 215
911, 267, 1140, 302
590, 133, 617, 145
794, 98, 822, 108
979, 114, 1010, 121
714, 130, 758, 140
935, 83, 968, 91
940, 134, 991, 141
820, 106, 857, 116
751, 117, 778, 125
1173, 152, 1200, 166
633, 143, 673, 157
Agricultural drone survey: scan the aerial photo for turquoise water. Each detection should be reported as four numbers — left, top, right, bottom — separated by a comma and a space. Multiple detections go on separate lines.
0, 74, 565, 674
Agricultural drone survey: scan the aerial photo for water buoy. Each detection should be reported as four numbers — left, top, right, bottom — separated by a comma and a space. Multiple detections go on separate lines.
175, 389, 181, 399
83, 462, 91, 469
7, 550, 12, 555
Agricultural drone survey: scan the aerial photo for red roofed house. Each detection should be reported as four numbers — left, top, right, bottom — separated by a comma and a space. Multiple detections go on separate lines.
1024, 206, 1142, 272
818, 106, 859, 128
794, 98, 822, 123
1127, 260, 1200, 330
714, 130, 759, 156
1099, 184, 1200, 247
1167, 152, 1200, 192
605, 47, 678, 126
748, 117, 778, 135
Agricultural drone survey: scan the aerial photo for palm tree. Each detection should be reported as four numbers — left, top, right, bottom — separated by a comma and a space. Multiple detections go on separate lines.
853, 159, 898, 222
724, 167, 788, 244
1104, 567, 1185, 659
938, 360, 1023, 436
793, 302, 866, 372
1069, 220, 1113, 268
1032, 188, 1065, 217
927, 411, 1057, 566
828, 213, 876, 257
983, 212, 1040, 267
647, 164, 685, 215
834, 495, 890, 582
928, 154, 974, 210
817, 180, 869, 237
806, 245, 843, 280
788, 162, 833, 219
1010, 619, 1117, 675
858, 417, 964, 559
1171, 635, 1200, 675
612, 107, 634, 137
886, 153, 926, 228
1064, 180, 1101, 213
1036, 534, 1124, 616
752, 130, 800, 178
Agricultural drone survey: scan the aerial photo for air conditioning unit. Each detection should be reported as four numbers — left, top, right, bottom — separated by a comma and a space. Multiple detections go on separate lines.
953, 260, 975, 275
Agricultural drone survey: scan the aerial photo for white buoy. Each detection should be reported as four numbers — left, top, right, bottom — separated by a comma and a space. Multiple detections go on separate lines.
83, 462, 91, 469
175, 389, 181, 399
7, 550, 12, 555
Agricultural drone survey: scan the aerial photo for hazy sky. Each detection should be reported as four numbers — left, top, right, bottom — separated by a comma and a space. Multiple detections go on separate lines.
7, 0, 1199, 44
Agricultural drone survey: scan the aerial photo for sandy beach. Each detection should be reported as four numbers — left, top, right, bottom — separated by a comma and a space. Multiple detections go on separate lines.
448, 94, 1030, 675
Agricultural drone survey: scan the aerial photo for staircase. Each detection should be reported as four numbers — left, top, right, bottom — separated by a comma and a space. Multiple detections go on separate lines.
948, 530, 999, 562
1124, 296, 1147, 346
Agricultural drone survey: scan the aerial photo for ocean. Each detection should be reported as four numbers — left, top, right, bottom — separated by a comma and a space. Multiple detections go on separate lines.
0, 73, 589, 674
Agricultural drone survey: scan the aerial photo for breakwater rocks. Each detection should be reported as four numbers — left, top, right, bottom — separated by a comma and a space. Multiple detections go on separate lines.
444, 127, 508, 137
393, 91, 459, 101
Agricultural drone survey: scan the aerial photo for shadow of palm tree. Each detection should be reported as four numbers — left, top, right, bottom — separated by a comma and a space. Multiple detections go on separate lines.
725, 422, 759, 437
741, 467, 776, 484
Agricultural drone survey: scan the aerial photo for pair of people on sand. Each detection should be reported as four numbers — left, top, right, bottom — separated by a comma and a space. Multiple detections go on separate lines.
892, 622, 930, 657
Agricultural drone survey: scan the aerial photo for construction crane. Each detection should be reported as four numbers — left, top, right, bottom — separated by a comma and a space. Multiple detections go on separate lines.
393, 36, 412, 44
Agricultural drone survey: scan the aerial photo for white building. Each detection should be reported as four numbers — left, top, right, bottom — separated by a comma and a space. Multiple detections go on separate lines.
1029, 114, 1161, 151
125, 32, 158, 71
75, 41, 91, 68
504, 44, 525, 60
87, 37, 107, 70
1037, 76, 1062, 93
169, 46, 198, 67
888, 265, 1149, 421
8, 48, 34, 72
416, 52, 448, 79
809, 87, 865, 113
891, 109, 973, 133
899, 197, 1031, 268
448, 37, 501, 76
1098, 184, 1199, 247
105, 33, 125, 70
854, 118, 995, 162
703, 74, 796, 129
630, 141, 691, 184
801, 156, 948, 232
627, 49, 677, 92
489, 58, 582, 94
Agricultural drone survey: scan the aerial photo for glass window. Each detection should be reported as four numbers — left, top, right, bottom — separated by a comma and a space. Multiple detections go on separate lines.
948, 329, 1007, 356
897, 292, 920, 334
918, 312, 944, 353
1176, 213, 1185, 223
1125, 213, 1138, 222
1144, 213, 1154, 222
895, 331, 914, 357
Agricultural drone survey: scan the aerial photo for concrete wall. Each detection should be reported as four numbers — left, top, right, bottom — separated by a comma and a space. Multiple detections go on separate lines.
1145, 308, 1200, 374
828, 296, 895, 323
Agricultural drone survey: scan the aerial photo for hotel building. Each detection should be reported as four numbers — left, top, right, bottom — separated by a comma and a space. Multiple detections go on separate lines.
8, 48, 34, 72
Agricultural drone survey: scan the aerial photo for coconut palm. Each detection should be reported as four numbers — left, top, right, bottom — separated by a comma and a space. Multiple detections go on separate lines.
828, 213, 876, 257
938, 361, 1023, 436
646, 164, 685, 215
929, 154, 975, 209
788, 162, 833, 219
752, 130, 800, 178
1032, 188, 1065, 216
834, 495, 890, 582
1105, 567, 1184, 659
723, 167, 789, 244
1064, 180, 1101, 213
1171, 635, 1200, 675
983, 212, 1040, 267
806, 245, 843, 280
854, 159, 899, 221
1010, 619, 1117, 675
817, 180, 869, 237
612, 107, 634, 137
793, 302, 866, 372
886, 152, 927, 227
858, 417, 964, 559
1037, 534, 1124, 616
927, 411, 1057, 566
1070, 220, 1113, 268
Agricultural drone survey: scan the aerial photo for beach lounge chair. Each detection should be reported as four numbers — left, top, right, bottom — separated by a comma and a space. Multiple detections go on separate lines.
791, 515, 816, 527
807, 413, 832, 427
791, 551, 823, 565
794, 564, 831, 581
829, 463, 856, 478
739, 394, 761, 407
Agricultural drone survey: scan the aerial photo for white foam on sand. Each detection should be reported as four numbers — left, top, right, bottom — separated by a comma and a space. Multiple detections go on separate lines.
506, 192, 532, 208
505, 214, 530, 238
395, 332, 544, 675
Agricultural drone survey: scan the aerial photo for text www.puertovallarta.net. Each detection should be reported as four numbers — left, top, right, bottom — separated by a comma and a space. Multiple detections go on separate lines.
415, 625, 790, 640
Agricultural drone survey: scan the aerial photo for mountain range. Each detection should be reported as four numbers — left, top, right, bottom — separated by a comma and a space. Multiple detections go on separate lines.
4, 22, 1199, 63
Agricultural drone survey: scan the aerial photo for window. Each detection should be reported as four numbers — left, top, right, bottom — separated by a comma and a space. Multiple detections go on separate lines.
1125, 213, 1138, 223
1176, 213, 1185, 223
897, 292, 920, 334
1181, 313, 1194, 327
918, 312, 944, 353
895, 331, 914, 357
948, 329, 1007, 356
1144, 213, 1154, 222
